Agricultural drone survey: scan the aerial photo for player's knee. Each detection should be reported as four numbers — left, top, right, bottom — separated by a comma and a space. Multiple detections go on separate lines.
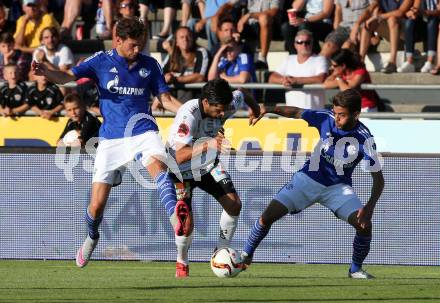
228, 200, 241, 216
355, 222, 372, 236
260, 214, 274, 227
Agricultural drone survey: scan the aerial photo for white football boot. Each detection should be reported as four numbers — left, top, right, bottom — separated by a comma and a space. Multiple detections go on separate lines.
348, 269, 375, 279
76, 235, 99, 268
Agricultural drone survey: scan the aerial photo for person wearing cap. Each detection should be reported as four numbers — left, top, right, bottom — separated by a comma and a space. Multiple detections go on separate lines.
14, 0, 60, 54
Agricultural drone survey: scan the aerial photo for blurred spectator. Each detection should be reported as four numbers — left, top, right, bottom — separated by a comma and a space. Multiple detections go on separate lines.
358, 0, 412, 73
0, 32, 30, 81
27, 70, 64, 119
0, 64, 29, 117
14, 0, 59, 54
323, 49, 380, 112
237, 0, 281, 69
181, 0, 205, 27
0, 3, 16, 34
6, 0, 23, 25
320, 0, 371, 59
268, 29, 328, 109
282, 0, 334, 54
33, 26, 74, 71
61, 0, 113, 40
112, 1, 150, 55
149, 0, 180, 40
432, 18, 440, 74
58, 93, 101, 147
399, 0, 439, 73
161, 26, 209, 102
208, 19, 256, 84
187, 0, 241, 54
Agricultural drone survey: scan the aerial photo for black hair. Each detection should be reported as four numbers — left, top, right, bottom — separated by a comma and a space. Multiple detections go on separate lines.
115, 17, 145, 40
200, 79, 233, 105
0, 32, 14, 44
331, 49, 362, 70
332, 89, 361, 114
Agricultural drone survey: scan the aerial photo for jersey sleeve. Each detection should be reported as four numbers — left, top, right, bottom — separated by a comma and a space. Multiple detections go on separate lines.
71, 52, 101, 81
362, 136, 382, 172
301, 109, 331, 129
172, 111, 197, 147
148, 58, 169, 97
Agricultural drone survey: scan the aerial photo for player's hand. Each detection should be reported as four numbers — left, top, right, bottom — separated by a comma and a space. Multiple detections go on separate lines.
291, 17, 305, 27
32, 61, 48, 76
356, 206, 373, 229
210, 132, 231, 154
249, 104, 266, 126
195, 19, 206, 33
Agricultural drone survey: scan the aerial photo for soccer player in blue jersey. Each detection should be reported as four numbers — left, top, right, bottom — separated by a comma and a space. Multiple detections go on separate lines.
241, 89, 385, 279
33, 18, 184, 269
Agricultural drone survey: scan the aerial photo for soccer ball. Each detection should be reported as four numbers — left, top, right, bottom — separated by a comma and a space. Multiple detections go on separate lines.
210, 248, 243, 278
62, 130, 80, 146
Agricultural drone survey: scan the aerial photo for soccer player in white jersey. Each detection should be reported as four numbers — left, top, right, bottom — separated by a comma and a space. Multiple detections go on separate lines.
33, 18, 184, 268
167, 79, 261, 277
241, 89, 385, 279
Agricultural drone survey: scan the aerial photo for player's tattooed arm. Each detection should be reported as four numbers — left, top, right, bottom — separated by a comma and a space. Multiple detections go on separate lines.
267, 105, 304, 119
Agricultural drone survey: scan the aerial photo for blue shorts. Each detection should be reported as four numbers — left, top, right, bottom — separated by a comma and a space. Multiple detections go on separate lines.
274, 172, 363, 222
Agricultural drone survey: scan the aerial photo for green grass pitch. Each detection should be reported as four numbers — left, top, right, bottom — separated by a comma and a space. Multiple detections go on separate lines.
0, 260, 439, 303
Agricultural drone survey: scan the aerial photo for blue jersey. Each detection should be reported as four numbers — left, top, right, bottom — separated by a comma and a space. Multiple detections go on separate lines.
300, 109, 379, 186
217, 53, 257, 82
71, 49, 169, 139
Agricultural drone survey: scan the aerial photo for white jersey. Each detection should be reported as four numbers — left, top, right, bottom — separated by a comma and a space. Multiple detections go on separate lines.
168, 90, 244, 178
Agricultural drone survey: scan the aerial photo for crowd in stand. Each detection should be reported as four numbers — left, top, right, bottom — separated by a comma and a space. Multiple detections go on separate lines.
0, 0, 439, 120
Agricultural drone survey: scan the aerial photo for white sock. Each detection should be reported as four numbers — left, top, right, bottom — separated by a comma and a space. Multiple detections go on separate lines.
217, 210, 239, 249
176, 234, 193, 265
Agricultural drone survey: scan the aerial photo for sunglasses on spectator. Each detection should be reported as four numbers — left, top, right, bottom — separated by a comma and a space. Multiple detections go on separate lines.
120, 3, 135, 8
295, 40, 311, 45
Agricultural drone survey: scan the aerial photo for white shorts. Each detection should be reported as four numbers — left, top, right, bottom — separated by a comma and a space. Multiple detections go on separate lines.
92, 131, 167, 186
274, 172, 362, 222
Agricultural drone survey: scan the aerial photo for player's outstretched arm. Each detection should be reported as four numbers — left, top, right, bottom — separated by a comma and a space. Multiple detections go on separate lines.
32, 62, 76, 84
267, 105, 304, 119
357, 170, 384, 228
238, 88, 261, 125
157, 92, 182, 114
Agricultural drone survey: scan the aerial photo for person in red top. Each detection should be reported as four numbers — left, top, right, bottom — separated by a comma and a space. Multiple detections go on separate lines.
323, 49, 379, 112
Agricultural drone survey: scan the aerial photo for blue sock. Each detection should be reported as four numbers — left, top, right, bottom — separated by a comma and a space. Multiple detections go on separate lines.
243, 219, 270, 256
86, 209, 102, 240
350, 233, 372, 273
155, 171, 177, 216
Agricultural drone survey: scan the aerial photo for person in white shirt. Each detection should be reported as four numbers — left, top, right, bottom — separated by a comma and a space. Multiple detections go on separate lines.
268, 29, 328, 109
33, 26, 74, 72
